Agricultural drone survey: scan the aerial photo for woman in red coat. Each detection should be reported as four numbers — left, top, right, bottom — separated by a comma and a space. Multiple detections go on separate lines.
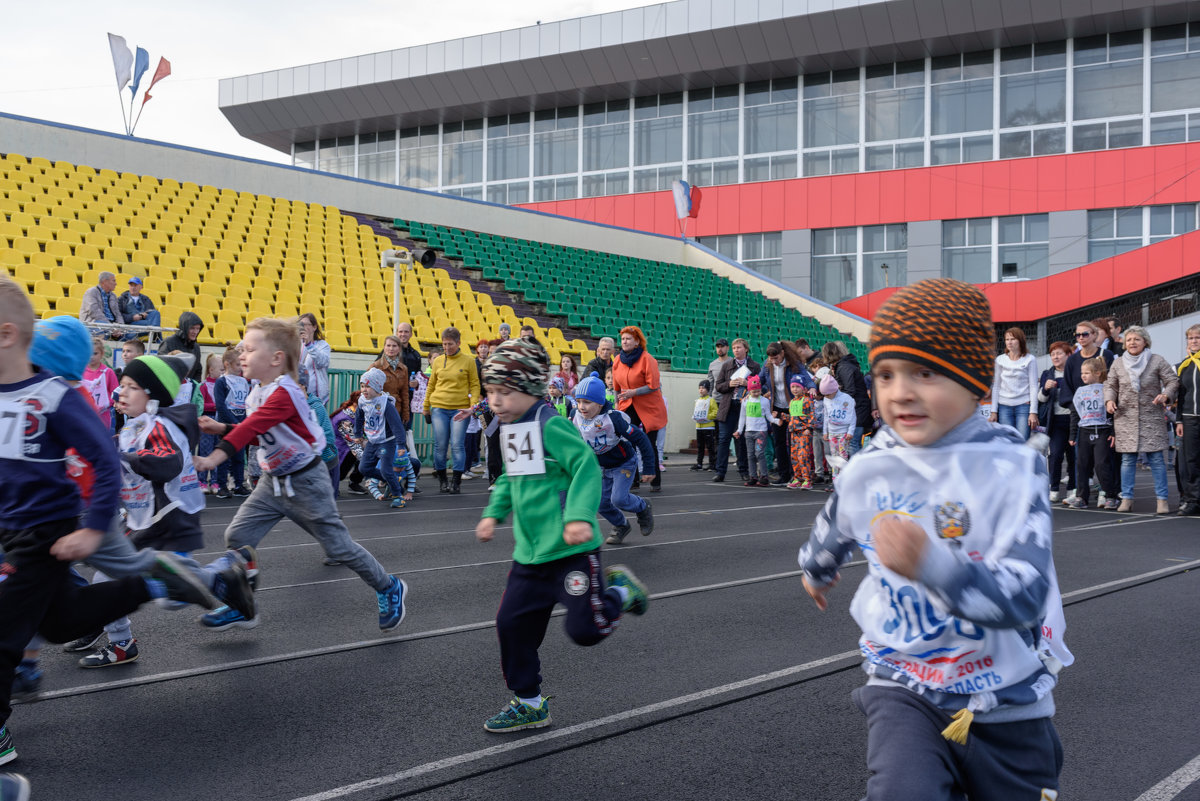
612, 325, 668, 491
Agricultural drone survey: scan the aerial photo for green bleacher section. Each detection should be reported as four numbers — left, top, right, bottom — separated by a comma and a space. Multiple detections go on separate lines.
395, 219, 867, 372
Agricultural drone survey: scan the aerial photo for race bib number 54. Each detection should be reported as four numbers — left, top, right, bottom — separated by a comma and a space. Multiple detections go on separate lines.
502, 421, 546, 476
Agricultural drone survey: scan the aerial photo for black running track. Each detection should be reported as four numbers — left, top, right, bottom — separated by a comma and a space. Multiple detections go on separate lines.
11, 463, 1200, 801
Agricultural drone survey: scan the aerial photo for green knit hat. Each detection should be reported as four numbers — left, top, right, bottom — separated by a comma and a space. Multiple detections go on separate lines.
121, 355, 187, 406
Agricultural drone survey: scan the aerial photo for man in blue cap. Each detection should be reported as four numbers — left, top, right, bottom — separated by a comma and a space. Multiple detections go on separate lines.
117, 276, 161, 338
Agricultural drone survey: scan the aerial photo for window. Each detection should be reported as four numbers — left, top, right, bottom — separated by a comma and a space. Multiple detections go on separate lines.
1151, 24, 1200, 114
583, 100, 630, 171
534, 107, 578, 177
864, 142, 924, 171
634, 93, 683, 166
1087, 207, 1143, 261
486, 181, 530, 206
741, 232, 783, 281
744, 78, 798, 154
687, 160, 738, 187
997, 214, 1049, 279
744, 154, 797, 182
294, 141, 316, 169
487, 114, 530, 182
999, 42, 1066, 138
931, 135, 993, 165
931, 52, 994, 135
811, 227, 859, 304
1074, 32, 1143, 121
803, 70, 860, 148
688, 85, 739, 160
862, 224, 907, 293
864, 61, 925, 142
1149, 112, 1200, 144
942, 218, 993, 283
581, 171, 629, 198
998, 128, 1066, 159
696, 235, 738, 260
1072, 119, 1142, 152
633, 165, 681, 193
441, 120, 483, 186
318, 137, 355, 176
533, 177, 578, 202
1149, 203, 1198, 242
399, 126, 439, 189
803, 148, 858, 176
357, 131, 396, 183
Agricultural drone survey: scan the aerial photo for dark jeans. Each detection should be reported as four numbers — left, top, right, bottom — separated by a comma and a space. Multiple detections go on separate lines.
1075, 425, 1118, 504
716, 401, 748, 478
0, 519, 151, 727
1046, 421, 1076, 493
1180, 416, 1200, 504
484, 412, 503, 483
770, 411, 792, 481
216, 445, 246, 489
360, 438, 402, 497
495, 551, 622, 698
464, 431, 481, 469
853, 685, 1062, 801
695, 428, 716, 467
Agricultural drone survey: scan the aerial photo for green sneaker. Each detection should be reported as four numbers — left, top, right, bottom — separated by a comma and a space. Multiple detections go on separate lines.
483, 697, 551, 733
605, 565, 649, 616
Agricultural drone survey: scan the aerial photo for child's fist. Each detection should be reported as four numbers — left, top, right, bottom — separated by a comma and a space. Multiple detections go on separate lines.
476, 518, 496, 542
802, 573, 838, 611
873, 515, 927, 579
562, 521, 593, 545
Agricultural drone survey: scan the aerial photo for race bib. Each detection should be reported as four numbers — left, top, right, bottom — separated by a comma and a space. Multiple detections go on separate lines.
692, 398, 710, 422
1073, 385, 1106, 428
502, 421, 546, 476
0, 401, 27, 460
745, 399, 763, 418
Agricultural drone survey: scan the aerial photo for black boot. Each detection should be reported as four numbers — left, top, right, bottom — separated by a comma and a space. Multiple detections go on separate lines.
450, 470, 462, 494
436, 469, 449, 493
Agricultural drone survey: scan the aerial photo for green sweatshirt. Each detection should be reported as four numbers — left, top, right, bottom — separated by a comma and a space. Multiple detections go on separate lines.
483, 402, 602, 564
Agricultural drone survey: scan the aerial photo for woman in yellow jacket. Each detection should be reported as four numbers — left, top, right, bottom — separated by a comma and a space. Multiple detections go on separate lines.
423, 326, 481, 493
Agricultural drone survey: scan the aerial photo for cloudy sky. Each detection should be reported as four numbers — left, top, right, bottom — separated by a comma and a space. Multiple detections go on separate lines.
0, 0, 649, 163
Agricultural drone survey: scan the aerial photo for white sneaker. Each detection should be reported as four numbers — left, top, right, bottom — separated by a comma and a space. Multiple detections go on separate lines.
487, 484, 496, 492
461, 471, 475, 480
1061, 489, 1077, 505
1098, 491, 1107, 505
1049, 490, 1060, 502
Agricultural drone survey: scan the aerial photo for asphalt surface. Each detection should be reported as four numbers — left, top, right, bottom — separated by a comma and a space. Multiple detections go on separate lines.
10, 458, 1200, 801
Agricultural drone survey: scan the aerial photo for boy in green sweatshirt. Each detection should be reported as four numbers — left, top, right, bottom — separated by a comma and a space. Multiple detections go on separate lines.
475, 338, 649, 733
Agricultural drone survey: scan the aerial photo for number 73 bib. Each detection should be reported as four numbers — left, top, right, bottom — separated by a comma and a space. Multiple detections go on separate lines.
502, 420, 546, 475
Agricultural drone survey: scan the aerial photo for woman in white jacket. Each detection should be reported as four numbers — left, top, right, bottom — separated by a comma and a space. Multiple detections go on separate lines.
990, 327, 1039, 440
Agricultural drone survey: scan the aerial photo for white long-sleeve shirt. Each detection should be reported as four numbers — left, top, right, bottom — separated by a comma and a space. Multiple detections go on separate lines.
991, 353, 1038, 412
737, 394, 777, 433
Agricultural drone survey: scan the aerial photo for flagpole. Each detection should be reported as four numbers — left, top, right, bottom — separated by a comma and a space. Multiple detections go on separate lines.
117, 88, 130, 135
130, 97, 147, 136
127, 90, 136, 136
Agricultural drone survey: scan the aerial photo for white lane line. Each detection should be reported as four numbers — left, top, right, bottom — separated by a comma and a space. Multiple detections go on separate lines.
1133, 754, 1200, 801
287, 649, 862, 801
1060, 559, 1200, 599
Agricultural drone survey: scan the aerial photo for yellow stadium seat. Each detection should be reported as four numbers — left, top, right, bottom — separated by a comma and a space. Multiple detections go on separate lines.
34, 279, 64, 300
50, 266, 78, 285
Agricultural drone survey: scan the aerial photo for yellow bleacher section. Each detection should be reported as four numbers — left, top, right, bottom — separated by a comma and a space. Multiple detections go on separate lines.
0, 153, 590, 364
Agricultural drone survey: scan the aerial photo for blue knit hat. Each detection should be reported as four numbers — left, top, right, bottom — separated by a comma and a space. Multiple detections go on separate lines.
575, 371, 606, 405
31, 316, 92, 381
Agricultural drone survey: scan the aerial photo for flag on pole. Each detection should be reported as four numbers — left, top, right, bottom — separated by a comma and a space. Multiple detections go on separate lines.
107, 33, 132, 90
671, 180, 702, 219
142, 57, 171, 103
129, 47, 150, 98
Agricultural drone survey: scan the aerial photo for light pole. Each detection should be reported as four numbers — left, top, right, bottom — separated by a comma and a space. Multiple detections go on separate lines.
881, 262, 890, 288
381, 249, 414, 337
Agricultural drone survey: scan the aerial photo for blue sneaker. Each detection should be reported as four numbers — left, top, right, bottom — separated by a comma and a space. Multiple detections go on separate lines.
377, 577, 407, 631
389, 497, 406, 508
11, 663, 41, 702
0, 772, 30, 801
211, 550, 256, 622
0, 727, 14, 766
605, 565, 649, 616
199, 605, 259, 631
484, 697, 551, 733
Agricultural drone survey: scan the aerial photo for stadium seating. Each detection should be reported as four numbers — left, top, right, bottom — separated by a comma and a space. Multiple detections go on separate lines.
0, 153, 592, 363
394, 219, 867, 371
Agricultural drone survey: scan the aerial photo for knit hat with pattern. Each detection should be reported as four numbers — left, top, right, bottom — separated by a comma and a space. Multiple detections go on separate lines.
482, 338, 550, 397
869, 278, 994, 397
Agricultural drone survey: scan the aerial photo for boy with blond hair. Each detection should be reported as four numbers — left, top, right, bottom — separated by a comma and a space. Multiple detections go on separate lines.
194, 318, 407, 632
799, 278, 1072, 801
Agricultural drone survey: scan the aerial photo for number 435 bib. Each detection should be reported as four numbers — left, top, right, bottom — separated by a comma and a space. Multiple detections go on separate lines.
502, 420, 546, 475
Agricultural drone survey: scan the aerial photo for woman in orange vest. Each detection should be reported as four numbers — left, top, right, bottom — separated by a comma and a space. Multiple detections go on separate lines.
611, 326, 668, 491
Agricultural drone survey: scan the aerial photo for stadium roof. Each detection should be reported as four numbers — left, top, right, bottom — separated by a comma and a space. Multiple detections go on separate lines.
219, 0, 1195, 153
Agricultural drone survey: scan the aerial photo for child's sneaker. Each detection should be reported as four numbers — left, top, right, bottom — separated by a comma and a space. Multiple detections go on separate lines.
11, 662, 41, 702
1061, 489, 1077, 506
1064, 497, 1087, 509
62, 629, 104, 653
347, 482, 367, 495
605, 565, 649, 615
389, 497, 406, 508
199, 605, 259, 631
1049, 490, 1060, 502
215, 486, 232, 499
1097, 491, 1107, 506
0, 772, 30, 800
799, 480, 813, 489
786, 480, 802, 489
231, 484, 252, 497
636, 499, 654, 536
79, 638, 139, 668
377, 576, 408, 631
484, 697, 551, 733
0, 727, 15, 766
758, 477, 771, 487
743, 478, 757, 487
1104, 498, 1121, 510
605, 524, 631, 545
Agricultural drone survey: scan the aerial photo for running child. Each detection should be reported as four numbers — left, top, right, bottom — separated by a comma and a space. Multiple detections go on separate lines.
571, 371, 655, 545
475, 339, 649, 732
785, 377, 815, 488
82, 337, 118, 432
193, 318, 407, 631
690, 379, 718, 471
733, 375, 776, 487
1065, 357, 1120, 510
354, 367, 408, 508
820, 374, 855, 484
0, 278, 217, 766
799, 278, 1072, 801
198, 353, 222, 493
213, 348, 251, 498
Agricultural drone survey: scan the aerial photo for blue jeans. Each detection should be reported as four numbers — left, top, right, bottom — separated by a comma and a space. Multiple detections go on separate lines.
598, 457, 648, 527
360, 437, 403, 497
1121, 451, 1169, 500
845, 426, 865, 457
126, 310, 162, 330
430, 407, 468, 472
997, 403, 1031, 440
